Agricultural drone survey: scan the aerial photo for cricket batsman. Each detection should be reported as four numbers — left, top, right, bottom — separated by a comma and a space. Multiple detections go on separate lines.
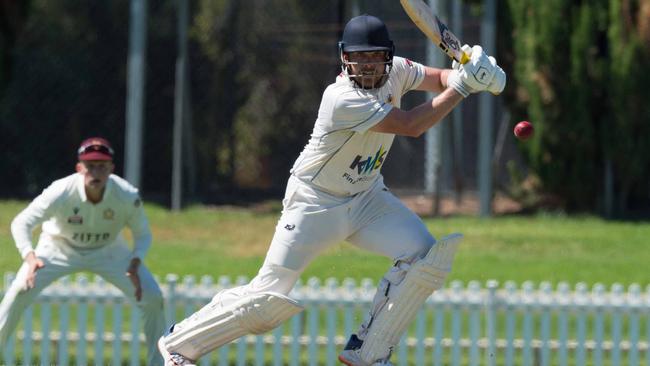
158, 14, 505, 365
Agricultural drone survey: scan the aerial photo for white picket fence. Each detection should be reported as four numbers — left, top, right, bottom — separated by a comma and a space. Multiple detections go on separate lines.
1, 272, 649, 366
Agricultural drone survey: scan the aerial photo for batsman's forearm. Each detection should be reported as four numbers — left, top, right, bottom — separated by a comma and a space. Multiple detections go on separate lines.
439, 69, 453, 89
407, 88, 463, 137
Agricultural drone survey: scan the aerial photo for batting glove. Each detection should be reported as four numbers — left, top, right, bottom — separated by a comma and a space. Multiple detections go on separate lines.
449, 44, 504, 96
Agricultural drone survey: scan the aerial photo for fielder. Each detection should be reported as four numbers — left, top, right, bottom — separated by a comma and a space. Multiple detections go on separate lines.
158, 14, 505, 366
0, 137, 165, 365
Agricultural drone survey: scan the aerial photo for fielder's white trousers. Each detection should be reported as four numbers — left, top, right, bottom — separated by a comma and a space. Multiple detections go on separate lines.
0, 236, 165, 365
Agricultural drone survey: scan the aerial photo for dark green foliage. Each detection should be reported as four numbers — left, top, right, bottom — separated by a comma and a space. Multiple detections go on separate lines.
503, 0, 650, 213
0, 1, 130, 196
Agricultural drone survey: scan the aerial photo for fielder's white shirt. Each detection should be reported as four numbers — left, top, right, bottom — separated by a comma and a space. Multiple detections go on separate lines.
291, 56, 426, 196
11, 173, 152, 260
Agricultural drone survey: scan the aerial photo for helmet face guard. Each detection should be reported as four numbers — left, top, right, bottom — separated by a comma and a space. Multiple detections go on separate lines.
338, 50, 393, 89
339, 15, 395, 89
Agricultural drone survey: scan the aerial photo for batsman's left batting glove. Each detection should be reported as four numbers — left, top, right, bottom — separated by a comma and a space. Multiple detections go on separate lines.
451, 44, 506, 96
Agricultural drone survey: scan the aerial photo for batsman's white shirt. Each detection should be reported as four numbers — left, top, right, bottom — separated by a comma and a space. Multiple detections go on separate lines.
291, 56, 425, 196
11, 173, 152, 259
251, 56, 434, 283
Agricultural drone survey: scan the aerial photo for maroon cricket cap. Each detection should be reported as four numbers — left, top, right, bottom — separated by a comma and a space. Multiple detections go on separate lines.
77, 137, 114, 161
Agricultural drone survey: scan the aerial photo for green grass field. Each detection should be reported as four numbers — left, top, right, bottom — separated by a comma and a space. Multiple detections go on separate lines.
1, 200, 649, 288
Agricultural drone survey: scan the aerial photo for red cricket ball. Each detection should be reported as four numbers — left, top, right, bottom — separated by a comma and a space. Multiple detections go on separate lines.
514, 121, 534, 140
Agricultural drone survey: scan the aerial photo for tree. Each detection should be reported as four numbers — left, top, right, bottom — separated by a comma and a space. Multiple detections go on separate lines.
503, 0, 650, 214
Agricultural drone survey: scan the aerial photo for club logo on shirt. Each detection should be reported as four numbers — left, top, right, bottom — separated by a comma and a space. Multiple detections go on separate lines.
349, 146, 386, 175
103, 208, 114, 220
68, 207, 83, 224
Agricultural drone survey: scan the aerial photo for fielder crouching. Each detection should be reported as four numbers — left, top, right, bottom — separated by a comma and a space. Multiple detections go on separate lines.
158, 14, 505, 366
0, 137, 165, 365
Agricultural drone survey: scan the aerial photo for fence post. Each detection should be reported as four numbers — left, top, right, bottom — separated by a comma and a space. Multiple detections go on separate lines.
450, 280, 463, 366
433, 283, 446, 366
2, 273, 16, 366
129, 284, 141, 366
575, 283, 588, 366
485, 280, 498, 366
77, 274, 89, 366
557, 282, 570, 366
610, 283, 624, 365
41, 292, 52, 366
645, 284, 650, 366
628, 283, 641, 366
521, 281, 534, 366
58, 276, 71, 366
468, 281, 481, 366
94, 276, 107, 365
504, 281, 517, 366
23, 303, 33, 366
539, 282, 552, 366
592, 283, 605, 366
112, 294, 124, 366
307, 277, 321, 366
341, 278, 356, 340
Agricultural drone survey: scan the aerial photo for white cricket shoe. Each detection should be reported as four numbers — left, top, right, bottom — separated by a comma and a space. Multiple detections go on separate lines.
158, 335, 196, 366
339, 334, 394, 366
338, 349, 394, 366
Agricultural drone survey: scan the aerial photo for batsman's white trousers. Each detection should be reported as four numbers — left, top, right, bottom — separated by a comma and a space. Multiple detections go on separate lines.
0, 236, 165, 366
215, 174, 435, 306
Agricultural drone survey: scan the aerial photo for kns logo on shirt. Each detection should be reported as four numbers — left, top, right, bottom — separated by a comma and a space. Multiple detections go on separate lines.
349, 146, 386, 175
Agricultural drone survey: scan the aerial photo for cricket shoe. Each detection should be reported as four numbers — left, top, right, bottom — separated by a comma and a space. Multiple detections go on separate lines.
158, 325, 197, 366
338, 334, 393, 366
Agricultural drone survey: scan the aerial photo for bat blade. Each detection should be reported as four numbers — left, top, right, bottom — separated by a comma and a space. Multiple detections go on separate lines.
399, 0, 469, 64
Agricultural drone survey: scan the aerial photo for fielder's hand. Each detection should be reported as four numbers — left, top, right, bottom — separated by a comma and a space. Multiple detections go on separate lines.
24, 251, 44, 290
448, 44, 506, 96
126, 257, 142, 301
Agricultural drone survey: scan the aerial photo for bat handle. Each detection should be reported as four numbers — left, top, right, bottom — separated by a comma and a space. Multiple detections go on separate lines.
459, 52, 470, 64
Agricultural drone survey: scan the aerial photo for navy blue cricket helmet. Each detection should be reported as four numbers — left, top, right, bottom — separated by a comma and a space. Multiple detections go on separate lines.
338, 14, 395, 88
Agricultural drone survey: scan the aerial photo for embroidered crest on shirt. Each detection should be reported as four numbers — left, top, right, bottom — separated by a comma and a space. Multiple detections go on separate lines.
68, 207, 83, 224
103, 208, 114, 220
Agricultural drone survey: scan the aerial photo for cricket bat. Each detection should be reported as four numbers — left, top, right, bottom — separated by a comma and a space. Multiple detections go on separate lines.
399, 0, 470, 64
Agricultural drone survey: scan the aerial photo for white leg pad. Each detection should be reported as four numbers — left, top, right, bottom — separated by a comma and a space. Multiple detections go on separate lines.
164, 292, 303, 360
359, 233, 462, 363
